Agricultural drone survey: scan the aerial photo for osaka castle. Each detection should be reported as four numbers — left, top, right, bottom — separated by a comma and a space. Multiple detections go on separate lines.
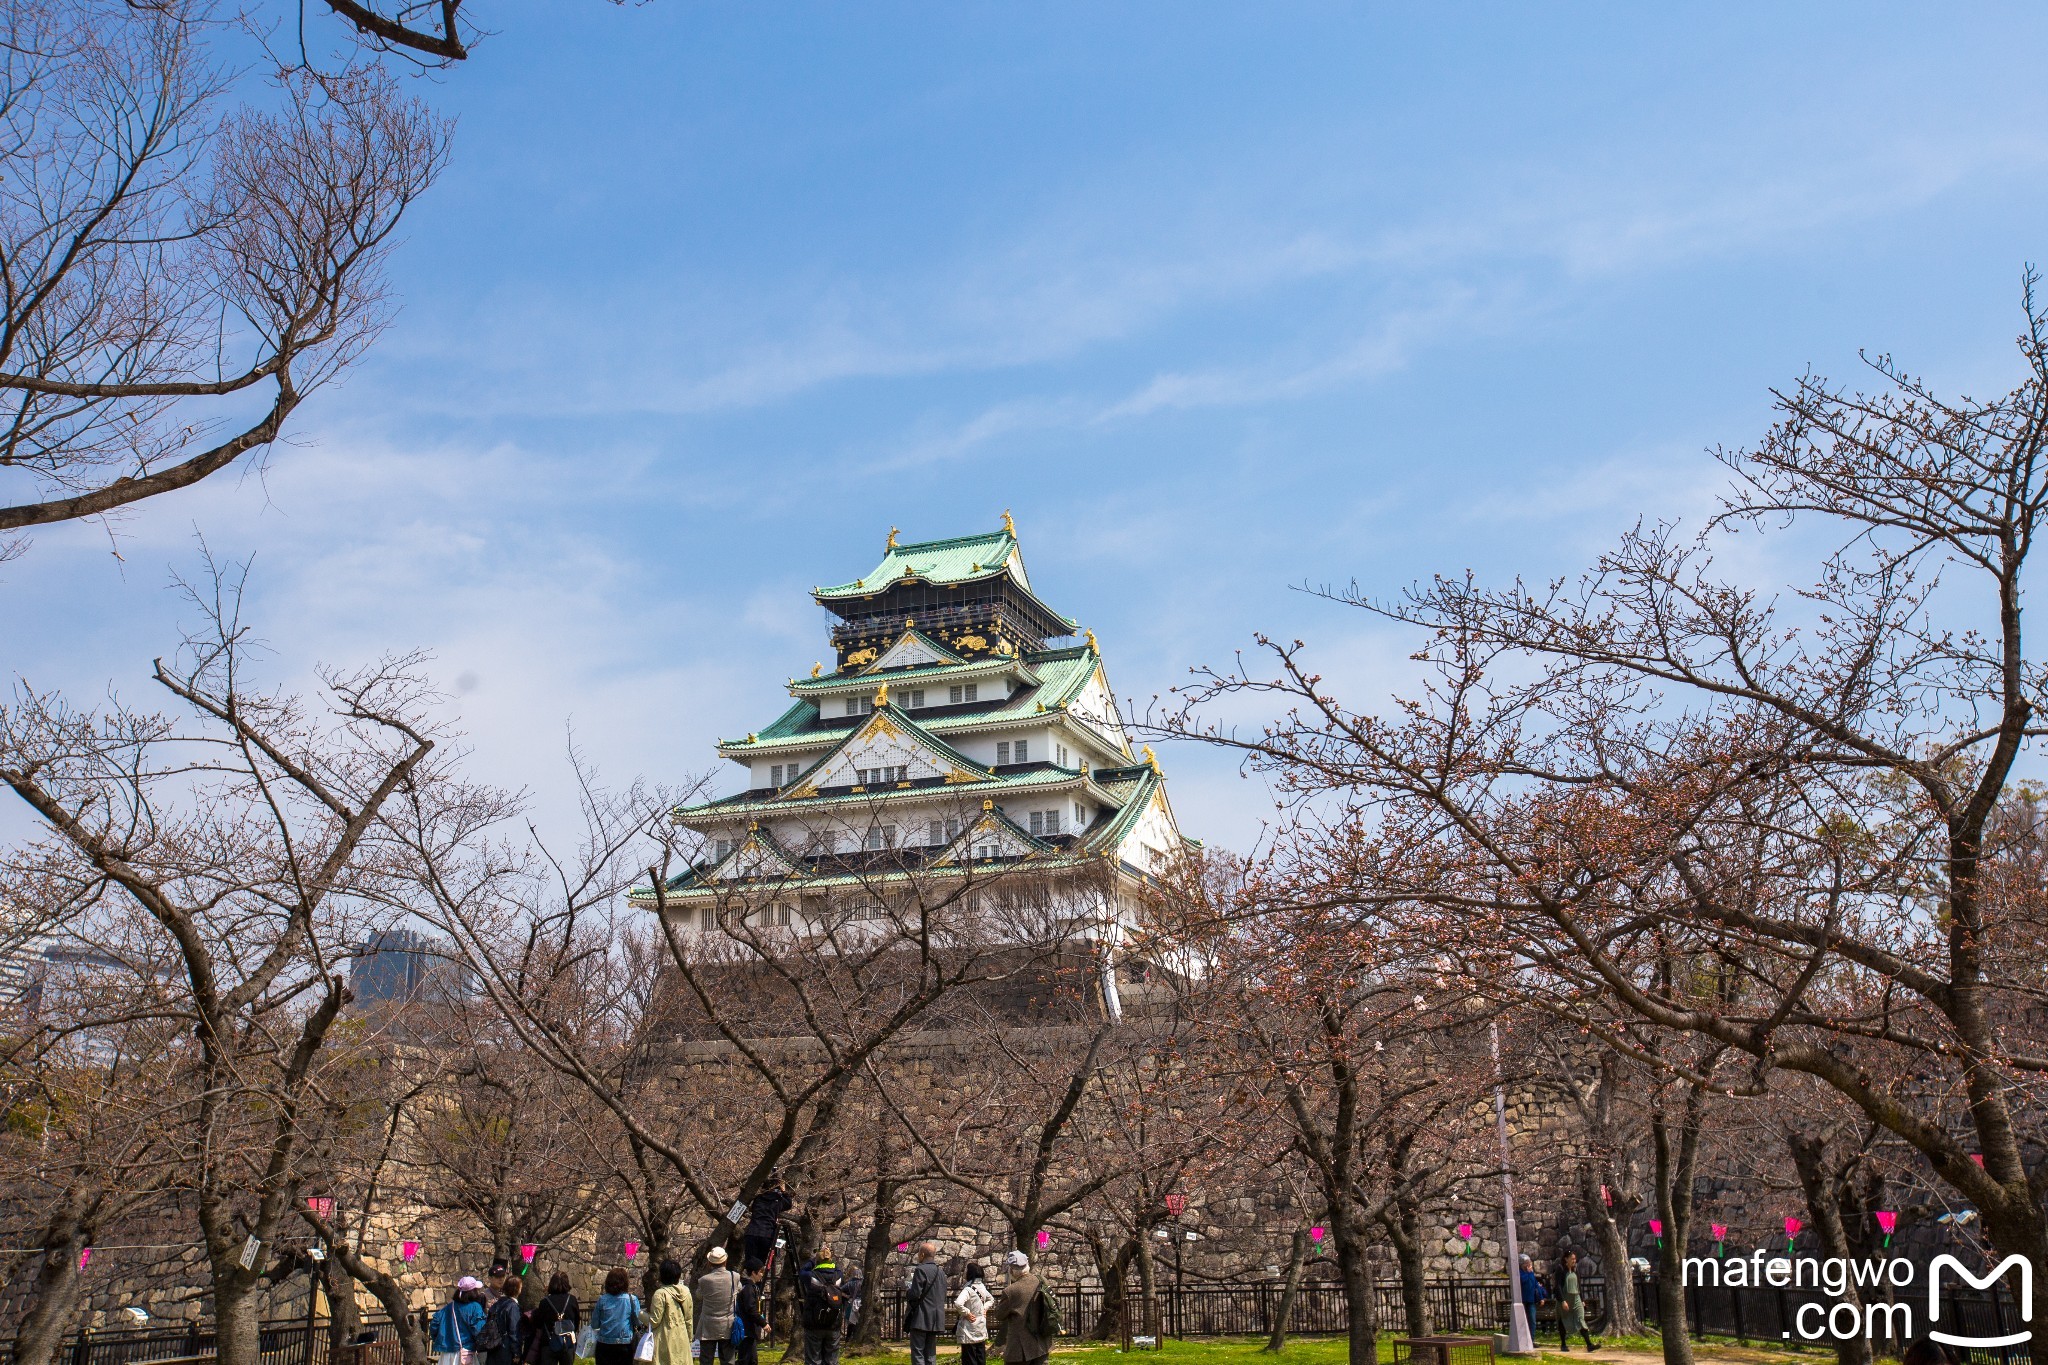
630, 517, 1195, 1010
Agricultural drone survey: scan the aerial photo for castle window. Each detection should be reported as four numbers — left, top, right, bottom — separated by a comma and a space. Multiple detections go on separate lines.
908, 688, 925, 708
948, 683, 978, 704
974, 841, 1001, 860
928, 817, 962, 846
1029, 810, 1062, 836
845, 696, 873, 717
1015, 740, 1029, 763
1056, 744, 1069, 767
777, 903, 792, 926
699, 906, 716, 931
996, 742, 1010, 764
864, 824, 897, 851
1075, 802, 1088, 826
713, 839, 732, 861
856, 766, 907, 786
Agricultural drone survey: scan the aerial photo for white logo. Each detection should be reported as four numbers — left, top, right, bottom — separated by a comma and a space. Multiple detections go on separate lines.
1929, 1254, 2032, 1349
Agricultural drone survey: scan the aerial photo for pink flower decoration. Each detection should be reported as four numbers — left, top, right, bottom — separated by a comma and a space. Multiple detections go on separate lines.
623, 1241, 640, 1259
1784, 1217, 1802, 1238
1875, 1212, 1898, 1234
1309, 1227, 1325, 1243
1971, 1154, 1986, 1168
1648, 1220, 1662, 1237
78, 1247, 92, 1270
401, 1241, 420, 1262
1036, 1229, 1050, 1248
897, 1243, 909, 1252
1456, 1223, 1474, 1240
1710, 1224, 1726, 1241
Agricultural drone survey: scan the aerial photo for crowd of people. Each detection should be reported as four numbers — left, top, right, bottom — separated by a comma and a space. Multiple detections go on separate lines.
423, 1177, 1057, 1365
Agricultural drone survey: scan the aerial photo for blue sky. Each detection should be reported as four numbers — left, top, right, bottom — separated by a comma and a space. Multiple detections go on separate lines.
8, 2, 2048, 848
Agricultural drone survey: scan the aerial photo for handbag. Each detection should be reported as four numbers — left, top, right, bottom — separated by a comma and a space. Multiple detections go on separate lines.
632, 1334, 655, 1364
575, 1326, 597, 1360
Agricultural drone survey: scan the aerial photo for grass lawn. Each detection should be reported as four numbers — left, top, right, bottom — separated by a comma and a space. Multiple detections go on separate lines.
847, 1335, 1843, 1365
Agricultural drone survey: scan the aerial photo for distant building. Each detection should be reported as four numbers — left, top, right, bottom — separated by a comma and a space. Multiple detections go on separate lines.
351, 929, 466, 1006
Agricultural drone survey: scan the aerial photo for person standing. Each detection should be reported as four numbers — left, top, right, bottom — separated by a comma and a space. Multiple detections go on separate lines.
743, 1177, 795, 1270
529, 1273, 582, 1365
837, 1264, 864, 1337
993, 1252, 1048, 1365
696, 1247, 743, 1365
590, 1269, 643, 1365
1517, 1254, 1549, 1342
1555, 1251, 1597, 1352
432, 1277, 488, 1365
481, 1277, 526, 1365
649, 1260, 696, 1365
735, 1264, 768, 1365
798, 1244, 846, 1365
954, 1266, 994, 1365
903, 1243, 947, 1365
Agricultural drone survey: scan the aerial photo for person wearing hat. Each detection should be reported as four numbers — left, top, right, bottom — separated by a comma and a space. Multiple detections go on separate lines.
432, 1277, 488, 1365
695, 1247, 743, 1365
902, 1243, 947, 1365
993, 1252, 1048, 1365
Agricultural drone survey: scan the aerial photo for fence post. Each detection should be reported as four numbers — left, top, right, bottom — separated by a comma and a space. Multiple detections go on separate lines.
68, 1324, 87, 1365
1732, 1287, 1744, 1343
1447, 1278, 1461, 1332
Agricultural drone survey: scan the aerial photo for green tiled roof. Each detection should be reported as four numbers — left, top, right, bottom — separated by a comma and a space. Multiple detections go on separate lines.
678, 757, 1106, 823
815, 529, 1019, 601
788, 653, 1034, 698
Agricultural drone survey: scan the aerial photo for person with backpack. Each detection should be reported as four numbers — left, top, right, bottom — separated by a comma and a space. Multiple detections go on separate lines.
528, 1273, 582, 1365
590, 1268, 643, 1365
954, 1265, 994, 1365
797, 1244, 846, 1365
477, 1276, 526, 1365
432, 1277, 488, 1365
993, 1251, 1051, 1365
649, 1259, 695, 1365
695, 1247, 742, 1365
902, 1243, 947, 1365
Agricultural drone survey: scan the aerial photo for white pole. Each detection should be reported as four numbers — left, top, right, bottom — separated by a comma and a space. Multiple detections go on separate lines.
1492, 1021, 1535, 1355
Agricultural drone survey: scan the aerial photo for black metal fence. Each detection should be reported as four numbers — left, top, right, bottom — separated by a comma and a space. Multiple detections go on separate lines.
15, 1319, 402, 1365
1640, 1273, 2029, 1364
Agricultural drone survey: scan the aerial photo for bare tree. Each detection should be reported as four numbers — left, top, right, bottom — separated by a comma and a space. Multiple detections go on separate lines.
0, 565, 466, 1365
0, 0, 448, 548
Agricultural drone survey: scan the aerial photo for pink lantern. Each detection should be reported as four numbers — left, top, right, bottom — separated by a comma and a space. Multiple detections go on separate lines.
1875, 1211, 1898, 1247
401, 1241, 420, 1262
1971, 1154, 1986, 1168
1710, 1224, 1726, 1241
1164, 1194, 1187, 1218
306, 1197, 334, 1219
1648, 1220, 1662, 1237
1599, 1185, 1611, 1207
897, 1243, 909, 1252
78, 1247, 92, 1271
1036, 1229, 1050, 1249
1309, 1227, 1325, 1243
1455, 1223, 1473, 1240
623, 1241, 641, 1260
520, 1243, 537, 1264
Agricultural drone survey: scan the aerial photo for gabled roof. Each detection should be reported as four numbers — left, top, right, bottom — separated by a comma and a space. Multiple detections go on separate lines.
697, 703, 985, 811
699, 825, 806, 882
814, 528, 1023, 601
927, 801, 1054, 866
864, 628, 965, 673
787, 652, 1032, 699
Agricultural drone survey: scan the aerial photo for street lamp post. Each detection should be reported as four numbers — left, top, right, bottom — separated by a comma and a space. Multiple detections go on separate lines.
1491, 1021, 1535, 1355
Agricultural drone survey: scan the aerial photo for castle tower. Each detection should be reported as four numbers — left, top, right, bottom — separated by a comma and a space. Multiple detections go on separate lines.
631, 520, 1197, 1011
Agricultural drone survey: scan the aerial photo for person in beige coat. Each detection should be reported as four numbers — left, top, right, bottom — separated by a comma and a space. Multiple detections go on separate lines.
696, 1247, 743, 1365
649, 1260, 695, 1365
993, 1251, 1048, 1365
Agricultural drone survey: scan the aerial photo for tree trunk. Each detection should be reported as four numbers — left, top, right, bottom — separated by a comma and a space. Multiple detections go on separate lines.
851, 1180, 903, 1349
323, 1255, 363, 1357
1579, 1166, 1638, 1337
1391, 1198, 1429, 1339
1649, 1083, 1702, 1365
1787, 1132, 1870, 1365
1264, 1228, 1310, 1353
779, 1211, 817, 1364
11, 1187, 99, 1365
1091, 1238, 1137, 1342
1136, 1236, 1159, 1337
214, 1268, 266, 1365
1335, 1227, 1376, 1365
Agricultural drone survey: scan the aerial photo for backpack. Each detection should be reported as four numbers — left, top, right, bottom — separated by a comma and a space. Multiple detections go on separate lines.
1024, 1282, 1060, 1341
801, 1273, 846, 1331
548, 1295, 577, 1351
476, 1298, 514, 1353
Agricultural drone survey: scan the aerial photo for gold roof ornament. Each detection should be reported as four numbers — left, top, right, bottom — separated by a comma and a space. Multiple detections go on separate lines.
1001, 508, 1016, 536
874, 682, 889, 707
1143, 744, 1161, 773
1085, 628, 1098, 653
811, 662, 822, 678
886, 525, 899, 549
747, 732, 758, 743
982, 798, 994, 811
